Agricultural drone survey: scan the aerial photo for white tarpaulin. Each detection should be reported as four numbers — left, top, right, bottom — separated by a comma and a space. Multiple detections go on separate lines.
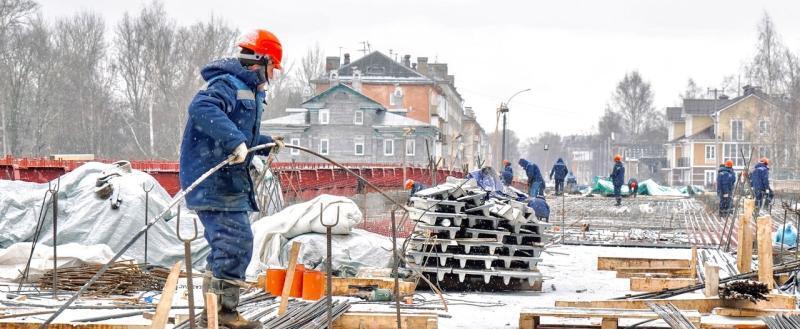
246, 194, 364, 278
0, 162, 208, 269
278, 229, 394, 276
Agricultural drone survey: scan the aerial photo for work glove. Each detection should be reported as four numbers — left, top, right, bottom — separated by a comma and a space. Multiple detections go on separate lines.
231, 142, 248, 164
723, 194, 729, 198
272, 136, 285, 154
766, 189, 771, 195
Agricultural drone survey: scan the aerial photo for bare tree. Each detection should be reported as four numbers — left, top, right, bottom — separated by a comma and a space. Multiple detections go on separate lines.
609, 71, 661, 139
747, 12, 789, 95
597, 107, 623, 139
680, 78, 703, 99
112, 1, 176, 158
299, 43, 324, 91
0, 0, 38, 155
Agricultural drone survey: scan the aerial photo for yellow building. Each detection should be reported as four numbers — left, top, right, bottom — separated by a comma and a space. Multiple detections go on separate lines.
663, 86, 780, 186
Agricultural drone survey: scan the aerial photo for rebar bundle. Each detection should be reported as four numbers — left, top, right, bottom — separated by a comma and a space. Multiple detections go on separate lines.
37, 262, 163, 296
763, 314, 800, 329
719, 280, 769, 303
647, 302, 697, 329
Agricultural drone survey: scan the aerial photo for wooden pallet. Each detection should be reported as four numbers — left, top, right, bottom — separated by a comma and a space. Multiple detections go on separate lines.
333, 312, 437, 329
519, 307, 701, 329
629, 277, 697, 292
597, 257, 691, 271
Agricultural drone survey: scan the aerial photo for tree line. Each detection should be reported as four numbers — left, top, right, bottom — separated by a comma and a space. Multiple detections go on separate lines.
0, 0, 319, 160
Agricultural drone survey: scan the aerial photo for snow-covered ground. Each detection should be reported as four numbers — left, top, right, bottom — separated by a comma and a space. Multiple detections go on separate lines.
351, 244, 693, 329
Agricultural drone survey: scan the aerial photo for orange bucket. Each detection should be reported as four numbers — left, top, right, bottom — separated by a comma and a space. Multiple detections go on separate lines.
289, 265, 305, 297
301, 270, 325, 300
265, 268, 286, 296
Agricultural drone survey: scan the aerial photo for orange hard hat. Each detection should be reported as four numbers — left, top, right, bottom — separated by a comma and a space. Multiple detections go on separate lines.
725, 160, 734, 168
761, 157, 769, 165
404, 179, 414, 190
503, 159, 510, 166
238, 29, 283, 69
613, 154, 622, 162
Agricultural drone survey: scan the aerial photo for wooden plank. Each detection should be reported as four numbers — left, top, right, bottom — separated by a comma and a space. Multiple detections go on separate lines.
332, 312, 438, 329
149, 261, 182, 329
615, 267, 693, 278
597, 257, 690, 271
519, 307, 701, 328
629, 277, 696, 292
703, 262, 720, 297
555, 294, 796, 314
205, 293, 218, 329
278, 241, 301, 315
737, 200, 755, 273
601, 318, 618, 329
757, 216, 774, 289
332, 277, 416, 297
712, 307, 800, 317
690, 246, 698, 279
700, 314, 766, 329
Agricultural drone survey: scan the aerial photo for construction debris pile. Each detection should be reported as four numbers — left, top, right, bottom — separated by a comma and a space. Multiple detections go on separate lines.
719, 280, 770, 303
37, 262, 164, 296
405, 177, 548, 290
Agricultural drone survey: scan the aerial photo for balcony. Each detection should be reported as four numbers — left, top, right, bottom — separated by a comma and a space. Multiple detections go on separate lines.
676, 157, 690, 168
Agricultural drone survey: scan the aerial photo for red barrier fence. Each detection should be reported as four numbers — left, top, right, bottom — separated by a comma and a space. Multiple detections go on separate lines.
0, 156, 463, 198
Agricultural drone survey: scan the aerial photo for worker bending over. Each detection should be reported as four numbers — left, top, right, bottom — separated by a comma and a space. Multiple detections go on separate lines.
519, 158, 545, 197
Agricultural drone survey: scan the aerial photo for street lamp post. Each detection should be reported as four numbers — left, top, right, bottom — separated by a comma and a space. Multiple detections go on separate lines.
498, 88, 531, 168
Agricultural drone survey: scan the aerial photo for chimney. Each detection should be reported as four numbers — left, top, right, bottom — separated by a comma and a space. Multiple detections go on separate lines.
402, 54, 411, 67
742, 85, 761, 95
352, 67, 362, 92
429, 63, 448, 79
325, 56, 340, 72
416, 57, 428, 75
343, 53, 350, 65
718, 94, 730, 100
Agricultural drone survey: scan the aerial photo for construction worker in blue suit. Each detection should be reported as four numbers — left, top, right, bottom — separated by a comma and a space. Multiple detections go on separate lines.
528, 195, 550, 222
179, 29, 285, 329
610, 154, 625, 206
519, 158, 545, 197
750, 158, 772, 212
501, 159, 513, 186
549, 158, 568, 196
717, 160, 736, 217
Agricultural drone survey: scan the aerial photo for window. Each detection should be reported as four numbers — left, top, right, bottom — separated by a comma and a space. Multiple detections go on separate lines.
405, 139, 415, 156
319, 109, 330, 125
319, 138, 329, 155
390, 85, 404, 106
704, 170, 716, 187
354, 110, 364, 125
723, 143, 751, 167
758, 146, 770, 160
704, 145, 715, 162
731, 119, 743, 141
354, 137, 364, 155
758, 120, 769, 135
290, 138, 300, 155
383, 139, 394, 156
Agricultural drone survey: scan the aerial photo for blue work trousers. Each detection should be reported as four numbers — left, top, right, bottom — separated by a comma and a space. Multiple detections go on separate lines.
613, 184, 622, 205
197, 210, 253, 280
554, 179, 564, 195
530, 181, 543, 197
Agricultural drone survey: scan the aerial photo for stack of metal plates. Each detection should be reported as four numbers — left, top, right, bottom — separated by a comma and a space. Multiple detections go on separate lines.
405, 180, 550, 289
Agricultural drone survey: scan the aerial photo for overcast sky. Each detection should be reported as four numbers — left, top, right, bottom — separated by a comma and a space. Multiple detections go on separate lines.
39, 0, 800, 141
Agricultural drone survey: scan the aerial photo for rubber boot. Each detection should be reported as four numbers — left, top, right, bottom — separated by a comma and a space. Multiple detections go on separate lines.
615, 197, 621, 206
210, 278, 262, 329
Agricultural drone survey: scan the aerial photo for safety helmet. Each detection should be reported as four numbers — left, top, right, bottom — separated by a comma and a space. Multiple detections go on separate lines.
404, 179, 414, 190
613, 154, 622, 162
238, 29, 283, 69
760, 157, 769, 165
503, 159, 510, 166
725, 160, 734, 168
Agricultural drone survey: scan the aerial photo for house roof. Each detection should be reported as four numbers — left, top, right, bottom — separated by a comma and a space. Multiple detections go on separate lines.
683, 98, 737, 115
262, 113, 307, 126
337, 51, 429, 79
666, 107, 683, 121
301, 83, 385, 110
686, 125, 715, 140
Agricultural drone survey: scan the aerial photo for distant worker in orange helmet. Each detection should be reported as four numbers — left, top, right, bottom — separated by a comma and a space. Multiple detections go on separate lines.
609, 154, 625, 206
750, 157, 772, 213
179, 28, 285, 329
717, 160, 736, 217
501, 159, 513, 186
405, 179, 427, 200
